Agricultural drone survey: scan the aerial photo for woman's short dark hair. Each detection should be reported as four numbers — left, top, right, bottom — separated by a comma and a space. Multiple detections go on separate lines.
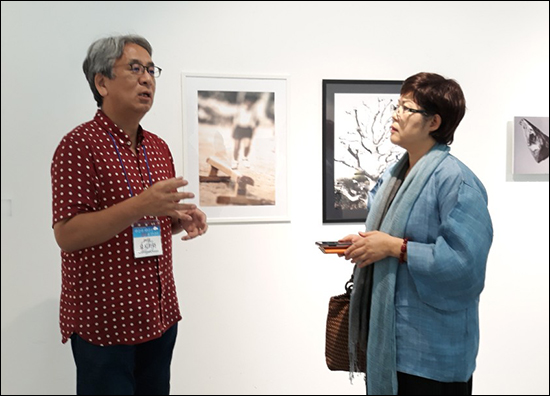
401, 72, 466, 145
83, 35, 153, 107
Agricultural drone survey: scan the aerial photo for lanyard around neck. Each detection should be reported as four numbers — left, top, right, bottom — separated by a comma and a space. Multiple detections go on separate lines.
108, 133, 153, 197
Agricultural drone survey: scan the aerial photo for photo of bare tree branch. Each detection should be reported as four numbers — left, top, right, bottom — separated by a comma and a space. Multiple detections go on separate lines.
333, 93, 404, 211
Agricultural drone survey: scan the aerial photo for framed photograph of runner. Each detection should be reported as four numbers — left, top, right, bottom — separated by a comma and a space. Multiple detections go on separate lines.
182, 73, 290, 223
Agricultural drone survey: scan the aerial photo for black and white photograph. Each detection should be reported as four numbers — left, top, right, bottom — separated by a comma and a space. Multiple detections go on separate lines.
513, 116, 550, 175
182, 74, 289, 223
197, 90, 275, 206
322, 80, 404, 223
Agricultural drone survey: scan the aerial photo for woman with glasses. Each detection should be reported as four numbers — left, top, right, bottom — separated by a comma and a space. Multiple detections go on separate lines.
338, 72, 493, 395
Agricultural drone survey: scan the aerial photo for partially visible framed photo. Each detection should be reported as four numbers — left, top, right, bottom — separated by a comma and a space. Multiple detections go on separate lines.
513, 116, 549, 175
182, 73, 289, 223
322, 80, 404, 223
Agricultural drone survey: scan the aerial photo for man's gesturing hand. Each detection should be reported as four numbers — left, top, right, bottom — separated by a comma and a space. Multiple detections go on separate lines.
136, 177, 196, 218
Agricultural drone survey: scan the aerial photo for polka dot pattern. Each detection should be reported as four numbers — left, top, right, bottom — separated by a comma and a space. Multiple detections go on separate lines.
51, 110, 181, 346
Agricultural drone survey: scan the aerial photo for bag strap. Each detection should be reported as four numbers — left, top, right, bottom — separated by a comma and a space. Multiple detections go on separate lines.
344, 265, 357, 296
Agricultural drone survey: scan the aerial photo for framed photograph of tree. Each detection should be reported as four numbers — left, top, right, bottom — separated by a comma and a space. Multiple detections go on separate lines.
322, 79, 405, 223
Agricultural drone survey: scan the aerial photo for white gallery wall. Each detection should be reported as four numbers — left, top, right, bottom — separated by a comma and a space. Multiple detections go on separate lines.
1, 1, 548, 395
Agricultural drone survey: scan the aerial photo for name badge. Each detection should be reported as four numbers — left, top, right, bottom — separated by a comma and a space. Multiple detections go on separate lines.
132, 219, 163, 259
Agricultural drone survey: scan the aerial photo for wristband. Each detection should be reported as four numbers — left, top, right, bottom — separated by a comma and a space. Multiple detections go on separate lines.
399, 238, 408, 264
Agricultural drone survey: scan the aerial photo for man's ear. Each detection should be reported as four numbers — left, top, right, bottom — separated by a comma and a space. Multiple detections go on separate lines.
428, 114, 442, 132
94, 74, 108, 98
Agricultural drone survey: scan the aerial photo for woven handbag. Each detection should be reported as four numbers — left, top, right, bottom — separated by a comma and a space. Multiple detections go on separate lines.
325, 276, 366, 372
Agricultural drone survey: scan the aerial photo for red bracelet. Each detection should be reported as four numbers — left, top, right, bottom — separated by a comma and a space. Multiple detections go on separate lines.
399, 238, 408, 264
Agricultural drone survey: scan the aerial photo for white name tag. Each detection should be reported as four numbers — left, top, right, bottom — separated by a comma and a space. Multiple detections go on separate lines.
132, 219, 163, 259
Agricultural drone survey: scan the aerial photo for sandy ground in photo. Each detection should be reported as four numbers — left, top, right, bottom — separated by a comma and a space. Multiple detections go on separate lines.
197, 122, 276, 206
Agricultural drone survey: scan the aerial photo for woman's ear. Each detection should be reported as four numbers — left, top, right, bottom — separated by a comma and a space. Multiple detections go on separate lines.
428, 114, 442, 132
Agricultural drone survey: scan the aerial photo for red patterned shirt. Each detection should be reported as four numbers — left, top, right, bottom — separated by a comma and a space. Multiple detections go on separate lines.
51, 110, 181, 346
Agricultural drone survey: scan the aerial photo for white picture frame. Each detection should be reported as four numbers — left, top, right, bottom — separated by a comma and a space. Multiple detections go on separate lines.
182, 73, 290, 223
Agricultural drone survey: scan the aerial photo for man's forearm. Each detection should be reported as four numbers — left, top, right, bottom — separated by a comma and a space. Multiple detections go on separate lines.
53, 196, 144, 253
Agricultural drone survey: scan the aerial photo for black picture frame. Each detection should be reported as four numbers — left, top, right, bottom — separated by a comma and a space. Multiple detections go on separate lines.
322, 79, 404, 223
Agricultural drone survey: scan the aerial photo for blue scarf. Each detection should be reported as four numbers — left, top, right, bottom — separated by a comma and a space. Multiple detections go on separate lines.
348, 144, 450, 394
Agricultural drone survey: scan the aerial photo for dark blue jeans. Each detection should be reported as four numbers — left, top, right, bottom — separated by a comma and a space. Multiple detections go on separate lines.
70, 323, 178, 395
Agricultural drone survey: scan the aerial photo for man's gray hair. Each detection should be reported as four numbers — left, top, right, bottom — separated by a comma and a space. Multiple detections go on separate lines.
83, 35, 153, 107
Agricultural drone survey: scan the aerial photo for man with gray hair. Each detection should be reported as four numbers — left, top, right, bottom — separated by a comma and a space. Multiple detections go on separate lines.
51, 34, 208, 394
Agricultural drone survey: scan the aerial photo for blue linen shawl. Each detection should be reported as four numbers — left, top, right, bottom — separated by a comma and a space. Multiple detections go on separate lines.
348, 144, 450, 395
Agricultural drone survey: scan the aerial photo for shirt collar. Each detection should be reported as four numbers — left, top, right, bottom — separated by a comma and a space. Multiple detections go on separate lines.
94, 109, 145, 147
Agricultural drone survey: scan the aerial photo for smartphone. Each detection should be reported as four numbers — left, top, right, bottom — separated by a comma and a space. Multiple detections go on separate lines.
315, 241, 352, 247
